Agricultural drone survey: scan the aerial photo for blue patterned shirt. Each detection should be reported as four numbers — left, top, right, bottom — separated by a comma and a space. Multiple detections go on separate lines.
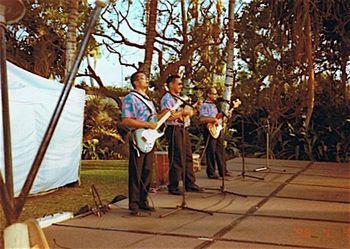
200, 100, 218, 118
122, 91, 157, 123
161, 92, 188, 126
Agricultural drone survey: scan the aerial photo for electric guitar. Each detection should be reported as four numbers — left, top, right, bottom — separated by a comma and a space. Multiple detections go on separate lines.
134, 100, 182, 153
207, 99, 241, 139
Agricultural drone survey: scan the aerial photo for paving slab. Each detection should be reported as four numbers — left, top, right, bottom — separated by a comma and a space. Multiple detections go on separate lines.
291, 174, 350, 188
304, 162, 350, 178
222, 216, 350, 249
255, 197, 350, 222
208, 241, 312, 249
277, 184, 350, 202
42, 158, 350, 249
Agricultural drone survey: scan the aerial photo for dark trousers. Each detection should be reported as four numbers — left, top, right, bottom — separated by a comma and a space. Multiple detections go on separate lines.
128, 138, 154, 211
204, 128, 227, 177
165, 125, 196, 190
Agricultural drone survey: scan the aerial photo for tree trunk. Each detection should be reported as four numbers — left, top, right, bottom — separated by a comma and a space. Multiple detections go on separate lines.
304, 0, 315, 130
222, 0, 235, 115
66, 0, 79, 77
143, 0, 158, 77
181, 0, 192, 96
340, 53, 348, 104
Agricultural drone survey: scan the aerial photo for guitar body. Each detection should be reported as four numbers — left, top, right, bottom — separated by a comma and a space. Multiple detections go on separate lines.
134, 128, 164, 153
206, 99, 241, 139
133, 99, 182, 153
207, 123, 223, 139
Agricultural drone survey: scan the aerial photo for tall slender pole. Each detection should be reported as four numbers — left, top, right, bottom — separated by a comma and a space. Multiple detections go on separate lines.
0, 3, 14, 205
266, 120, 270, 167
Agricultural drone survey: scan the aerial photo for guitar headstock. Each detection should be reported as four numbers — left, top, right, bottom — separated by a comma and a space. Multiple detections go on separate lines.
232, 98, 241, 109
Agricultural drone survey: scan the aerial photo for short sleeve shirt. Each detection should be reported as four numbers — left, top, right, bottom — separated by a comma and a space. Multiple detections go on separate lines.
200, 100, 218, 118
161, 92, 189, 126
122, 91, 157, 123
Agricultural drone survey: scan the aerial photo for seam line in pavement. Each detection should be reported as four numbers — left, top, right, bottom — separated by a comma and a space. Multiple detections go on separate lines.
52, 223, 334, 249
195, 161, 315, 249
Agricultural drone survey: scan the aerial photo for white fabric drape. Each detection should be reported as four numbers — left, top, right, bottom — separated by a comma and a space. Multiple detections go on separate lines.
0, 61, 85, 196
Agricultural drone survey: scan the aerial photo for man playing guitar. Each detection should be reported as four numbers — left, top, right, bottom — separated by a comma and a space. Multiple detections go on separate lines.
200, 87, 232, 179
160, 74, 202, 195
121, 71, 158, 216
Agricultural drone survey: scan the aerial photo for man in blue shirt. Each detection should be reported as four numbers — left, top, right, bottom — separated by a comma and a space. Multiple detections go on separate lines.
122, 71, 157, 216
199, 87, 230, 179
160, 74, 202, 195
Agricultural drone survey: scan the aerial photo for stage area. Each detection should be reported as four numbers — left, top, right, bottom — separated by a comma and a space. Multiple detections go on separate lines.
44, 158, 350, 249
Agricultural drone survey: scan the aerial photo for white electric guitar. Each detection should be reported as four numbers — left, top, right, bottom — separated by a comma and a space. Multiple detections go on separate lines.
134, 100, 182, 153
207, 99, 241, 139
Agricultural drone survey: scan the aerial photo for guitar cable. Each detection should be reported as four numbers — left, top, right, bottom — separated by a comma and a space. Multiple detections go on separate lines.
199, 132, 211, 167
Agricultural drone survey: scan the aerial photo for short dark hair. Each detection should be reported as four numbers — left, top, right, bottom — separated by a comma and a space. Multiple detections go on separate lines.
206, 86, 218, 97
166, 74, 181, 86
130, 71, 144, 88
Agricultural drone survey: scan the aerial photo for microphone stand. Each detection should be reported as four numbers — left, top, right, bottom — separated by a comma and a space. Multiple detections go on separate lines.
238, 118, 264, 180
160, 100, 213, 218
252, 119, 286, 174
203, 117, 247, 198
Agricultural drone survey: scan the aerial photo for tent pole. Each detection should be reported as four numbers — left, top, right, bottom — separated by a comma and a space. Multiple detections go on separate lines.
0, 4, 14, 208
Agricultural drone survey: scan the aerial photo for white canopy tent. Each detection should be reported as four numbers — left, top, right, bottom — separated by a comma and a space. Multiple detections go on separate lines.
0, 61, 85, 196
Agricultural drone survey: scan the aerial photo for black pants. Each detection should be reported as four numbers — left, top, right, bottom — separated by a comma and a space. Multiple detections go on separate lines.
128, 138, 154, 211
204, 128, 227, 177
165, 125, 196, 190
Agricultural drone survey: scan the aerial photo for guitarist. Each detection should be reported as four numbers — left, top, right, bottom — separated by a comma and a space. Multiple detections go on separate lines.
122, 71, 158, 216
160, 74, 202, 195
199, 87, 231, 179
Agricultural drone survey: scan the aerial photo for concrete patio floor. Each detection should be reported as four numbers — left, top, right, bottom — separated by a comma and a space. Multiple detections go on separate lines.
44, 158, 350, 249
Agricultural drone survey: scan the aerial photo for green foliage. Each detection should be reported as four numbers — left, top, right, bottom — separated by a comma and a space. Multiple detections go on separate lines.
223, 127, 240, 157
83, 95, 128, 160
6, 0, 94, 79
230, 76, 350, 163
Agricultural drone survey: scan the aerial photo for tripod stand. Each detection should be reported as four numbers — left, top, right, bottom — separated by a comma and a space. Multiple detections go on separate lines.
160, 126, 213, 218
238, 119, 264, 180
252, 120, 286, 175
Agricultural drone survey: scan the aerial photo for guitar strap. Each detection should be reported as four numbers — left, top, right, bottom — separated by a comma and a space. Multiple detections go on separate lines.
130, 91, 157, 156
130, 90, 157, 120
167, 92, 192, 108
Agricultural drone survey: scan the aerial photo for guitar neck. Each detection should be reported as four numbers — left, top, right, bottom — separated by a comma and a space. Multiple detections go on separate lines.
155, 110, 172, 130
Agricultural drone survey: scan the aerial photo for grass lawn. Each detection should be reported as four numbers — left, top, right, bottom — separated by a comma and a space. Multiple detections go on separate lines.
0, 160, 129, 243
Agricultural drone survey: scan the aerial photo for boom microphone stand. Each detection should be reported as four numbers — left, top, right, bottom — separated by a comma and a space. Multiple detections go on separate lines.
160, 114, 213, 218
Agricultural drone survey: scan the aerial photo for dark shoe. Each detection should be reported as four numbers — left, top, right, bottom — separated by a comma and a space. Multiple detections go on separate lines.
139, 203, 155, 212
186, 184, 203, 192
208, 174, 219, 179
168, 188, 183, 195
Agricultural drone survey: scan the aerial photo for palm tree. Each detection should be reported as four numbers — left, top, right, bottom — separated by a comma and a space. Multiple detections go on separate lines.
66, 0, 79, 77
304, 0, 315, 129
143, 0, 158, 77
222, 0, 235, 116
